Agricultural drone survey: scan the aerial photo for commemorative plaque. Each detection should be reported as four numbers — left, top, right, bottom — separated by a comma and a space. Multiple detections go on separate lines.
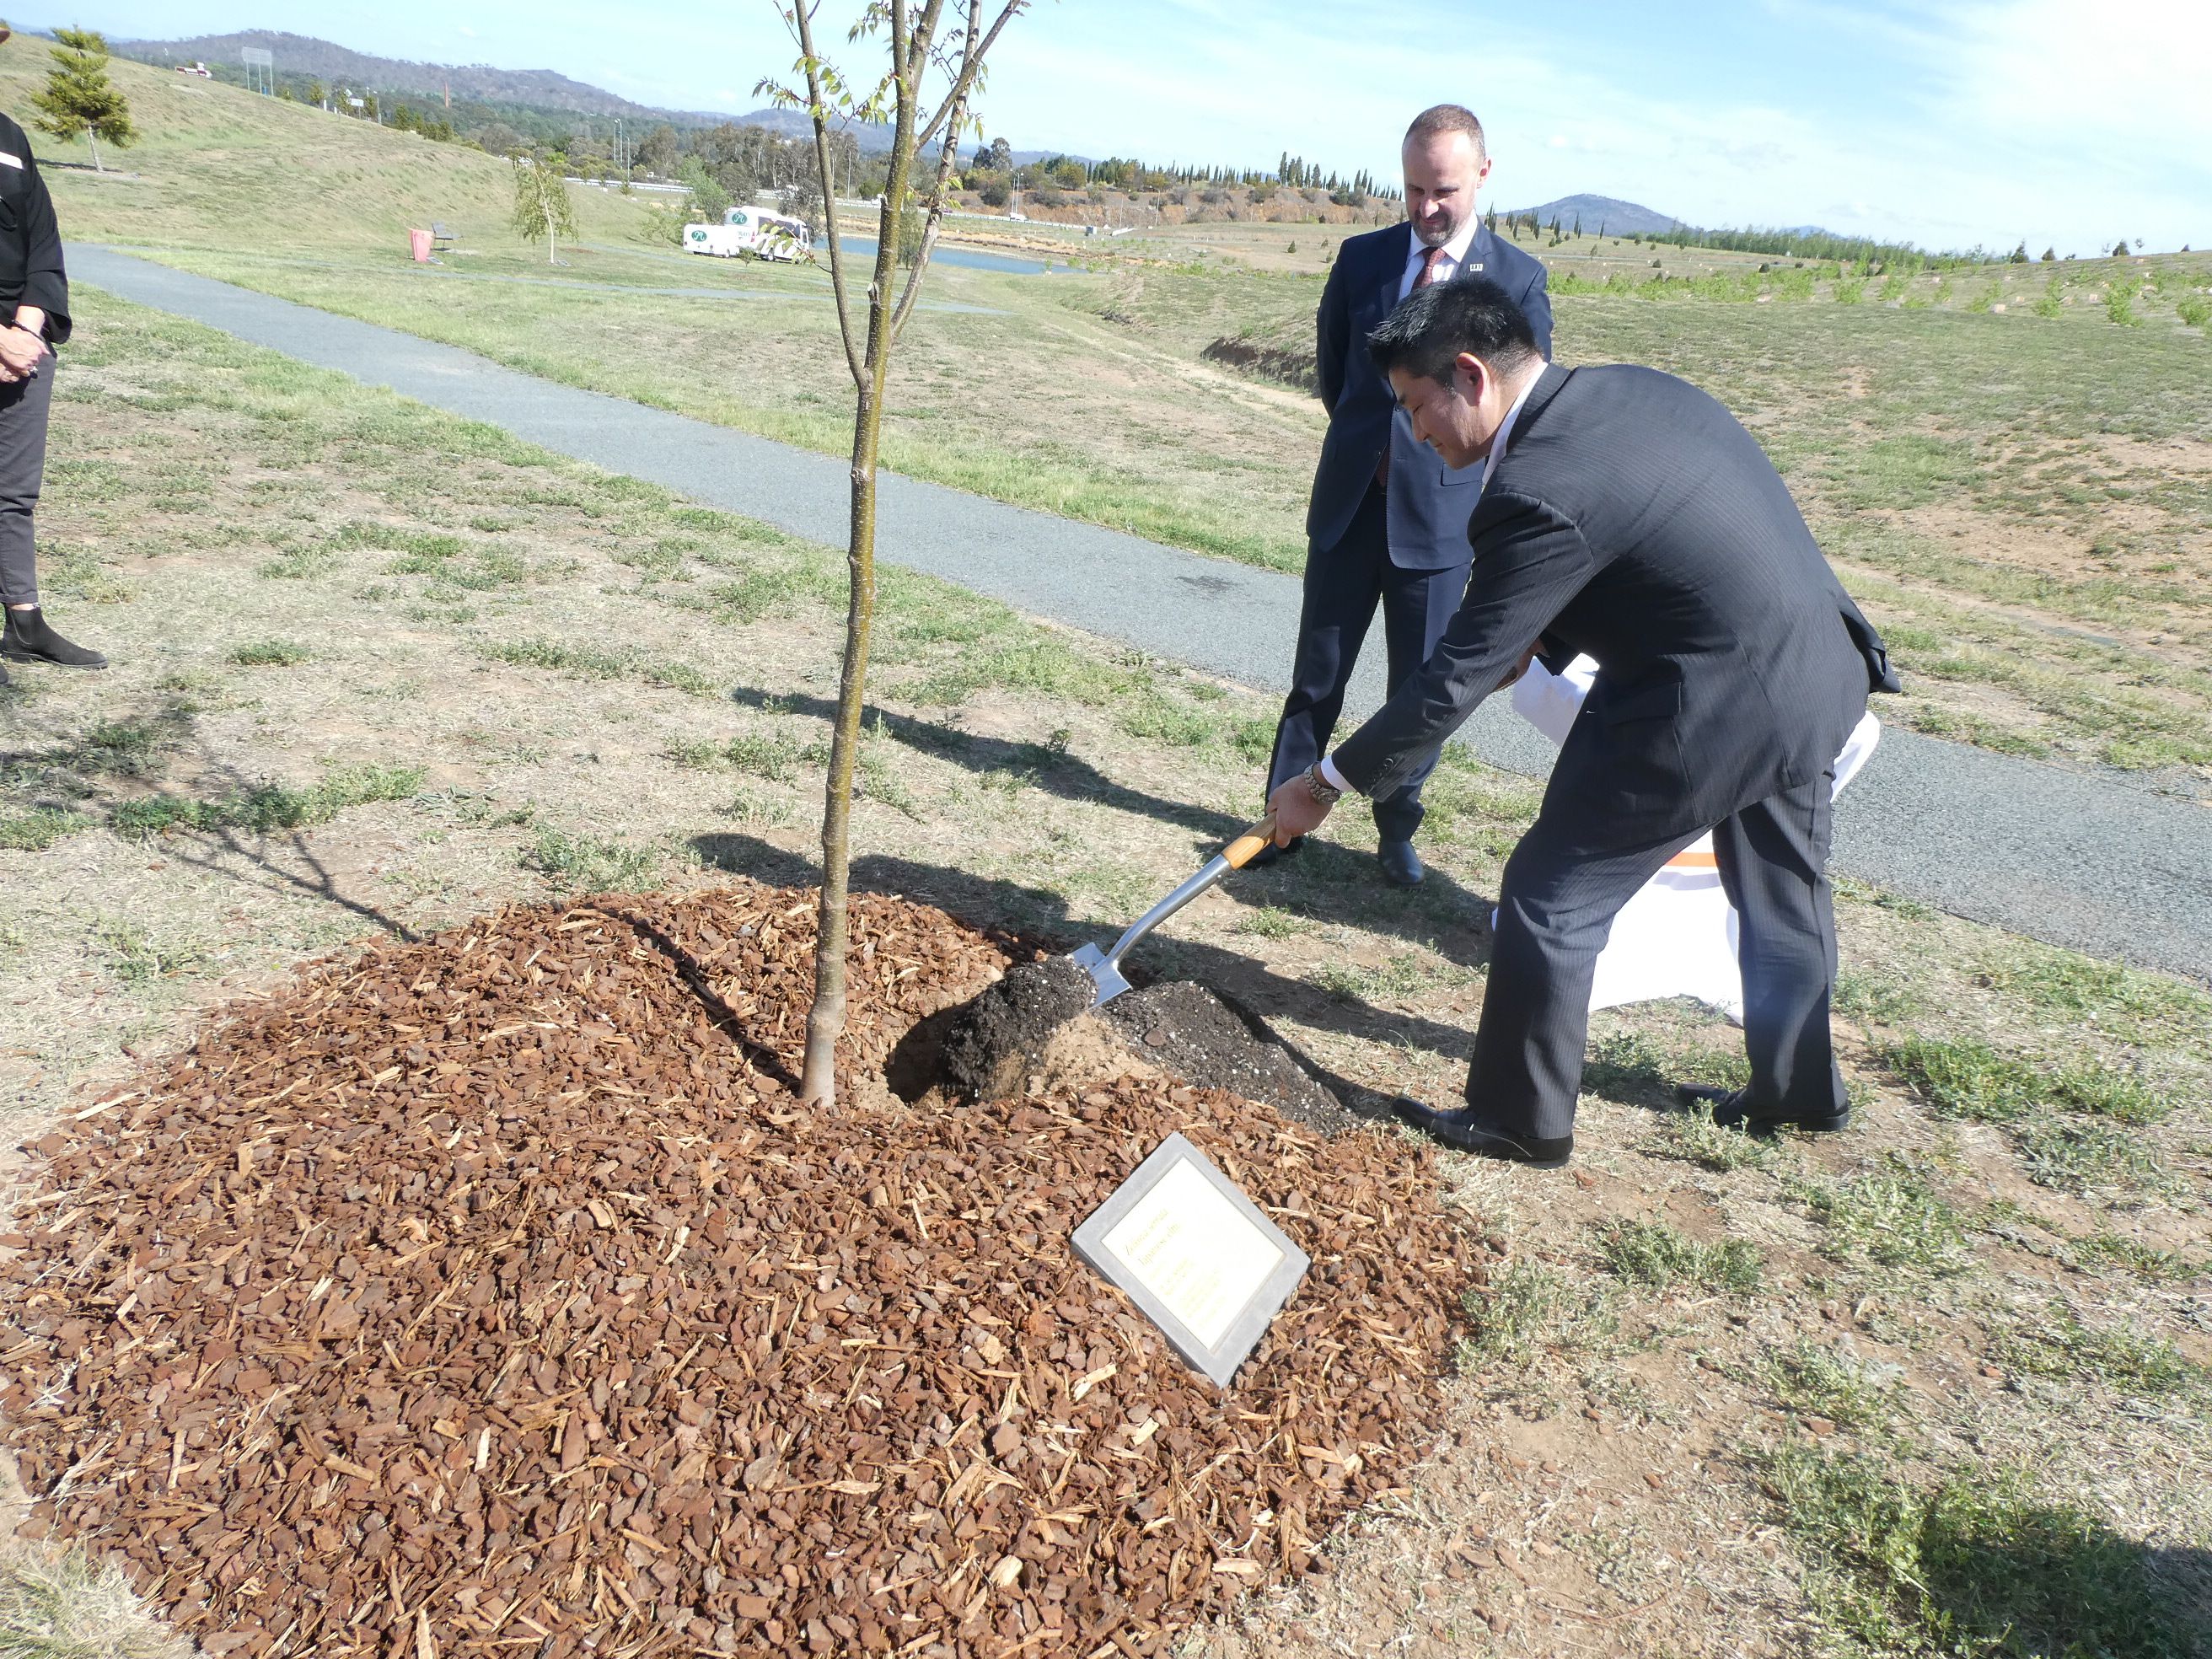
1072, 1132, 1309, 1388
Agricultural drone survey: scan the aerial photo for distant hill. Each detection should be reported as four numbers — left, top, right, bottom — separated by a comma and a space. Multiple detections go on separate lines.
1497, 194, 1677, 236
109, 32, 1062, 160
111, 30, 701, 123
730, 105, 1068, 166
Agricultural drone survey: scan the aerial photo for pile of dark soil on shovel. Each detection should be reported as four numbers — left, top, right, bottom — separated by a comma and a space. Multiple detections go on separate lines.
0, 883, 1480, 1658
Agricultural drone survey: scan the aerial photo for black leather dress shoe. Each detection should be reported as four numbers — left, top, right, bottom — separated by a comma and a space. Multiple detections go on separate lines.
1673, 1082, 1850, 1135
1377, 838, 1425, 887
1391, 1098, 1572, 1167
1246, 835, 1303, 868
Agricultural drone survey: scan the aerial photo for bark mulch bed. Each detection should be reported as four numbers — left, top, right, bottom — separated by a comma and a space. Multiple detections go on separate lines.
0, 882, 1479, 1658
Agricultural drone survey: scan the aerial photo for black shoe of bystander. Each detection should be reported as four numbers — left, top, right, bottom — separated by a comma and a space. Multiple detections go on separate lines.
1672, 1082, 1850, 1135
1390, 1097, 1573, 1167
1377, 839, 1425, 887
2, 607, 107, 669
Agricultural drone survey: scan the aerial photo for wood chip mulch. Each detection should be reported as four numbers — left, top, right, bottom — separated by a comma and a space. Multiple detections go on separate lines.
0, 883, 1478, 1658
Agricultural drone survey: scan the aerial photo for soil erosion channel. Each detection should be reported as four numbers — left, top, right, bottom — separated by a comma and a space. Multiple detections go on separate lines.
0, 882, 1482, 1658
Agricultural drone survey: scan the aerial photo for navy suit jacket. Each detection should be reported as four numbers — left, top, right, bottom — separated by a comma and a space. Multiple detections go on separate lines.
1332, 363, 1898, 851
1307, 221, 1552, 569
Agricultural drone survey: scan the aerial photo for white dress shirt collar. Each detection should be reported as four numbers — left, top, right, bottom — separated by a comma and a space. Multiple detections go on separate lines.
1313, 365, 1544, 797
1480, 368, 1542, 492
1399, 215, 1485, 298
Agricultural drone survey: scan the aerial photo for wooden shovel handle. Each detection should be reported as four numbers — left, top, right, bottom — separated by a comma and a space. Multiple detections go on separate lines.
1221, 813, 1279, 870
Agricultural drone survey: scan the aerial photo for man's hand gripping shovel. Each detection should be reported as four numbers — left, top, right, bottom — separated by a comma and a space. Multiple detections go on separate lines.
1067, 814, 1277, 1008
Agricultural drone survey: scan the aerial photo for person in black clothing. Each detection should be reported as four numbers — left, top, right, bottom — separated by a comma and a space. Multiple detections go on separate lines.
0, 105, 104, 687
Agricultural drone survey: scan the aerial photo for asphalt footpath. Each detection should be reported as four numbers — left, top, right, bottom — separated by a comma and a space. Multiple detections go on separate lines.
67, 245, 2212, 985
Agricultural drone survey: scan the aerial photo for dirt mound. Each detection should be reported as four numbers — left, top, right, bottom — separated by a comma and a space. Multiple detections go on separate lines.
0, 884, 1479, 1658
1102, 984, 1351, 1136
924, 964, 1349, 1136
935, 955, 1101, 1101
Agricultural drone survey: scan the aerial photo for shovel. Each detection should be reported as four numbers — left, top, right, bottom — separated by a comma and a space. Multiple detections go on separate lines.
1068, 813, 1278, 1007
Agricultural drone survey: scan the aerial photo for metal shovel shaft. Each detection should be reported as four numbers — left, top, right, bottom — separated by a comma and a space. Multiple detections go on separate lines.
1067, 813, 1278, 1007
1087, 853, 1232, 985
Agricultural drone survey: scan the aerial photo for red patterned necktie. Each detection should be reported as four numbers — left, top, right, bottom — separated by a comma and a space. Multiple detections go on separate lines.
1378, 246, 1448, 488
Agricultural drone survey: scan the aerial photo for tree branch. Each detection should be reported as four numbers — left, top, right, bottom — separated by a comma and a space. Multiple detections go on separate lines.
785, 1, 867, 387
892, 0, 1025, 342
915, 0, 1024, 151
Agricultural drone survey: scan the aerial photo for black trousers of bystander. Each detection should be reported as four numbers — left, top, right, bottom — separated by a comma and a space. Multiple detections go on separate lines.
0, 355, 53, 609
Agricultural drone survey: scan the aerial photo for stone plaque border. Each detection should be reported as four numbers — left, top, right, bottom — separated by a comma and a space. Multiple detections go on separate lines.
1071, 1131, 1310, 1389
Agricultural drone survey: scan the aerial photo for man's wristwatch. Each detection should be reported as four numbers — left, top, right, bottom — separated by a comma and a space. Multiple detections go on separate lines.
1303, 763, 1343, 805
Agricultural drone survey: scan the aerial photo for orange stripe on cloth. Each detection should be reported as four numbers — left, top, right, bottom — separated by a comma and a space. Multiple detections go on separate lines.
1663, 851, 1720, 871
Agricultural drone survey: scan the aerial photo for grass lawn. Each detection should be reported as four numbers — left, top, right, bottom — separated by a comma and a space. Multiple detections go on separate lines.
131, 234, 2212, 791
3, 290, 2207, 1659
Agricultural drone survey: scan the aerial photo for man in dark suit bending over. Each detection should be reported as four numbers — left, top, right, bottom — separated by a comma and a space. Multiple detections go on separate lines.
1266, 279, 1898, 1167
1260, 104, 1551, 889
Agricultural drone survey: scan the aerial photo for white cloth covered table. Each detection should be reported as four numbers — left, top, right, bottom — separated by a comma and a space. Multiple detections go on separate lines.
1508, 655, 1880, 1022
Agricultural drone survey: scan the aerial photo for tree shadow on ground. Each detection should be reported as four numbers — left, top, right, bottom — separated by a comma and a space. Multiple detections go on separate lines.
692, 830, 1487, 1120
2, 685, 421, 942
1936, 1537, 2212, 1659
726, 684, 1505, 975
593, 902, 803, 1093
1767, 1446, 2212, 1659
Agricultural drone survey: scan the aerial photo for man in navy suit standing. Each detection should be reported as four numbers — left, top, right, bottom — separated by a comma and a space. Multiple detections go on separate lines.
1259, 103, 1552, 887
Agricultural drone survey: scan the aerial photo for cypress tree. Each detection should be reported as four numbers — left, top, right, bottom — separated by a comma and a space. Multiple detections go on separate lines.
28, 27, 137, 173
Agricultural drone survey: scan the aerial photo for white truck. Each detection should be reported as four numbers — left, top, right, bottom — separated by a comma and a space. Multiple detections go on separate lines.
682, 206, 809, 263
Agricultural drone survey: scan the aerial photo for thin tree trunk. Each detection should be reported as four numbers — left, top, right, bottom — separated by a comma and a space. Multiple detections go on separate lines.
797, 380, 884, 1106
792, 0, 1019, 1109
86, 127, 101, 173
798, 18, 924, 1110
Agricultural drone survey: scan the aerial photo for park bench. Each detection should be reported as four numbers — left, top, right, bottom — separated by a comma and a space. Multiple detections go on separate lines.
430, 221, 457, 253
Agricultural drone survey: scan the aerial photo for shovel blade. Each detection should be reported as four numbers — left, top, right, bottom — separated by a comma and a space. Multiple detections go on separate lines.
1067, 942, 1131, 1008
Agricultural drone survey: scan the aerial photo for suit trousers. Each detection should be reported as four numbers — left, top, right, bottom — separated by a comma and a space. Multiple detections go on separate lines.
1268, 482, 1468, 842
1468, 769, 1846, 1140
0, 358, 53, 608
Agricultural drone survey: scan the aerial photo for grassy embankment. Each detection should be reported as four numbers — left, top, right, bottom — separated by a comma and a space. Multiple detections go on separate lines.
2, 284, 2209, 1659
0, 35, 653, 254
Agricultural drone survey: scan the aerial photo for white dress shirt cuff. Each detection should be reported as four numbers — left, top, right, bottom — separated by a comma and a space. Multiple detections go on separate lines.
1316, 754, 1353, 795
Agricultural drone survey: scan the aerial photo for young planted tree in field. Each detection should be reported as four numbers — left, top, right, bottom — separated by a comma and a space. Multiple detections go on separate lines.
28, 27, 135, 173
511, 155, 580, 264
759, 0, 1028, 1109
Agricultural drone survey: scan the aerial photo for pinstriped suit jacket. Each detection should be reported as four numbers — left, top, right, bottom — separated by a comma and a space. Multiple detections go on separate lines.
1330, 363, 1895, 851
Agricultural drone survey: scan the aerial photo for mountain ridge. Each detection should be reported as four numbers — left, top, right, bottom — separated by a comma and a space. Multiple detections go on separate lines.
1494, 193, 1678, 236
110, 30, 717, 124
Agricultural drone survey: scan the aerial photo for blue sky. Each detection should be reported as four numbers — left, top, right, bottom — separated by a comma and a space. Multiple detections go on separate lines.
61, 1, 2211, 255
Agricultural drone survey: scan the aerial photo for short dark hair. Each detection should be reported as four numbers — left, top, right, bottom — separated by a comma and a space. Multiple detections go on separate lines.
1366, 276, 1540, 384
1404, 104, 1486, 161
